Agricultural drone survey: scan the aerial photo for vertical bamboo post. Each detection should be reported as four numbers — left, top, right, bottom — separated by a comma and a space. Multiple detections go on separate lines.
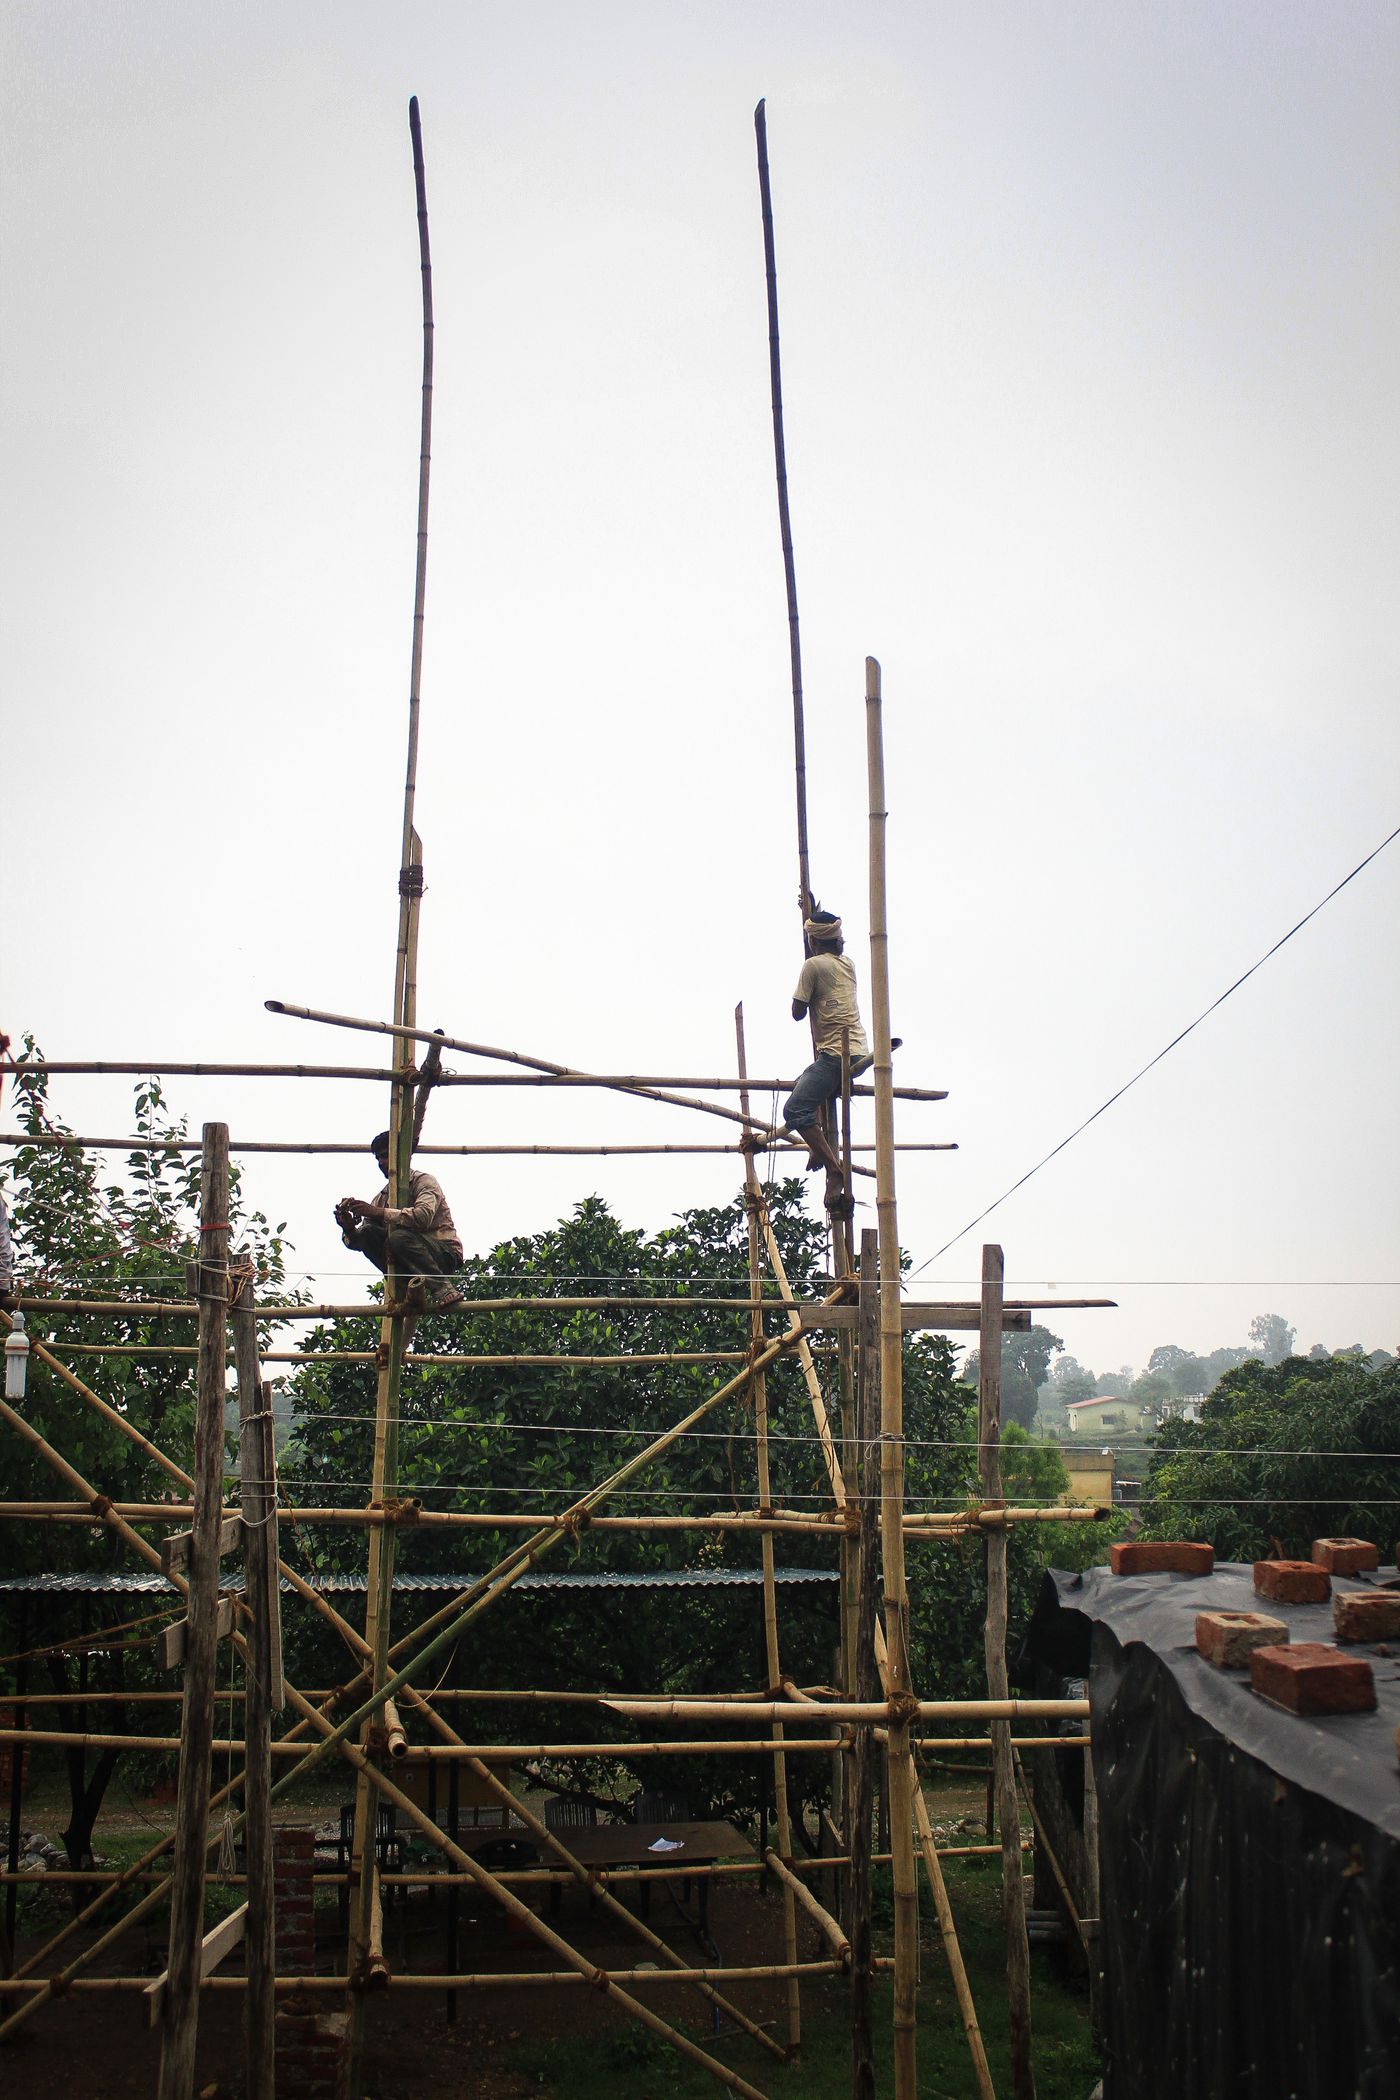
980, 1244, 1035, 2100
3, 1604, 27, 1961
348, 96, 435, 2096
735, 1006, 802, 2056
848, 1229, 880, 2100
156, 1122, 229, 2100
865, 656, 917, 2099
834, 1028, 857, 1839
231, 1278, 276, 2100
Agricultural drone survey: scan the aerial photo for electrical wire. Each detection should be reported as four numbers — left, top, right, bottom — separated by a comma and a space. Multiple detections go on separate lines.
914, 817, 1400, 1273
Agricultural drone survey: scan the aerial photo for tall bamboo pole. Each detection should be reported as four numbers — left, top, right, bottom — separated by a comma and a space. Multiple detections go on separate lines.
753, 98, 811, 925
347, 95, 434, 2097
736, 1007, 801, 2055
156, 1124, 229, 2100
865, 658, 917, 2098
980, 1244, 1036, 2099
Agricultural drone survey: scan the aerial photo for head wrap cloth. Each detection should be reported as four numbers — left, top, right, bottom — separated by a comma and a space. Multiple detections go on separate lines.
804, 914, 841, 944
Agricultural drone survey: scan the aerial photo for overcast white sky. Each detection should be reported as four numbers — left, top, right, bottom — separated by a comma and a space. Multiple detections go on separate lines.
3, 1, 1397, 1380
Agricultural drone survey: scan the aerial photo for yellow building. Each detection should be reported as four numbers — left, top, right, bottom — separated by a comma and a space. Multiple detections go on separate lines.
1059, 1448, 1115, 1510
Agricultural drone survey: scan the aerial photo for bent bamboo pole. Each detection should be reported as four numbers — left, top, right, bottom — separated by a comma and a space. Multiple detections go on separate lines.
267, 998, 857, 1138
764, 1849, 850, 1964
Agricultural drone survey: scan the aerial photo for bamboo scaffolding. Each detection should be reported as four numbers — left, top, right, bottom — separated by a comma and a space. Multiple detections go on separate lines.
0, 1385, 780, 2081
267, 1686, 776, 2100
385, 1721, 789, 2062
736, 1004, 801, 2055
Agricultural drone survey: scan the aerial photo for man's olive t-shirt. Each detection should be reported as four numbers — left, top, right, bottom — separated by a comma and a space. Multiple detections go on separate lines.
793, 953, 870, 1063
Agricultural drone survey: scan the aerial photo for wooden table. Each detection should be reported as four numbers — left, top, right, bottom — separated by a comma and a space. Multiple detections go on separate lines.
558, 1821, 756, 1936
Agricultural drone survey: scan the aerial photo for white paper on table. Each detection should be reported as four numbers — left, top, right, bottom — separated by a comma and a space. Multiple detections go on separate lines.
648, 1837, 685, 1852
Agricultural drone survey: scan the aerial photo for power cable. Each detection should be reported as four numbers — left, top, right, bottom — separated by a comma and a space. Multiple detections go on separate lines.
915, 818, 1400, 1273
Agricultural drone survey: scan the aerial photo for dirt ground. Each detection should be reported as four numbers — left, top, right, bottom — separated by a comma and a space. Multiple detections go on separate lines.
4, 1871, 803, 2099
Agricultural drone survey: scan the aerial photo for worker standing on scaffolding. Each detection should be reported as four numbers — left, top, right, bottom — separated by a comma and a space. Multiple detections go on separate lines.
781, 906, 881, 1176
334, 1132, 465, 1311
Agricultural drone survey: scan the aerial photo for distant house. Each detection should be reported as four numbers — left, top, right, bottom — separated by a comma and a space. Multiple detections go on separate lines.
1064, 1393, 1156, 1436
1157, 1394, 1204, 1425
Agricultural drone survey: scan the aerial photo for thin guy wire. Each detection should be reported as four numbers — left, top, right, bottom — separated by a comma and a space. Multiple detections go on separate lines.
915, 817, 1400, 1272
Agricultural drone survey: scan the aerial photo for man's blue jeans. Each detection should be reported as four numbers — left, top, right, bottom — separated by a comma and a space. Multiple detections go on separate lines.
783, 1053, 844, 1132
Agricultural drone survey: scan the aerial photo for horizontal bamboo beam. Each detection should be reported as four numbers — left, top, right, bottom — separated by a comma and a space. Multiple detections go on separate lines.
33, 1343, 757, 1367
0, 1499, 1109, 1533
10, 1291, 1107, 1320
0, 1727, 846, 1759
606, 1697, 1089, 1725
6, 1059, 949, 1101
15, 1294, 797, 1318
0, 1830, 1060, 1892
0, 1132, 954, 1158
0, 1960, 846, 1995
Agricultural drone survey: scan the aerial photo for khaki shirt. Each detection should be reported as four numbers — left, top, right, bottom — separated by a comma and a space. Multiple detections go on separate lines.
369, 1170, 462, 1253
793, 952, 870, 1063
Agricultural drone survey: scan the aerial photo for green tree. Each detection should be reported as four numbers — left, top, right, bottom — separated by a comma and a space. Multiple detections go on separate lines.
1141, 1353, 1400, 1560
961, 1325, 1063, 1431
1147, 1344, 1208, 1397
1045, 1356, 1097, 1408
1247, 1312, 1297, 1367
0, 1050, 292, 1874
1129, 1369, 1173, 1413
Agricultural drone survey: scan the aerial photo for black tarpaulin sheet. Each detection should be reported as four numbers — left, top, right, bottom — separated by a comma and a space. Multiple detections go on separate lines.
1030, 1564, 1400, 2100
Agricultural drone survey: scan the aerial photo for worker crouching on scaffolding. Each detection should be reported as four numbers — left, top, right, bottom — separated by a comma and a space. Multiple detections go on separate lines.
334, 1132, 465, 1312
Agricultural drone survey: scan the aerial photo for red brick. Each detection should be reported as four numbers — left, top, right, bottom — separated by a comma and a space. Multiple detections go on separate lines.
1333, 1590, 1400, 1643
1249, 1641, 1376, 1715
1253, 1559, 1331, 1604
1312, 1537, 1379, 1575
1195, 1609, 1287, 1669
1110, 1541, 1215, 1577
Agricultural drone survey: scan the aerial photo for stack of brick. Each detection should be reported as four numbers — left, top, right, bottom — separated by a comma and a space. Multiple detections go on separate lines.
274, 1826, 349, 2100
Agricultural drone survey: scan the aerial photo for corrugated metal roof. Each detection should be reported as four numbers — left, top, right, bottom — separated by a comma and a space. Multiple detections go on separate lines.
0, 1566, 839, 1597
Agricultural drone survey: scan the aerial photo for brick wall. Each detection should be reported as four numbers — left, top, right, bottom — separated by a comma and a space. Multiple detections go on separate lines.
273, 1826, 348, 2100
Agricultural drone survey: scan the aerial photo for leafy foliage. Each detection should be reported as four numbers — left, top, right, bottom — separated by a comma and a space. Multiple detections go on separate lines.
1141, 1352, 1400, 1559
0, 1050, 294, 1866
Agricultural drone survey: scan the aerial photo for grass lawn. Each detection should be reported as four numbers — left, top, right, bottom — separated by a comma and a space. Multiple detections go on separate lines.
510, 1855, 1102, 2100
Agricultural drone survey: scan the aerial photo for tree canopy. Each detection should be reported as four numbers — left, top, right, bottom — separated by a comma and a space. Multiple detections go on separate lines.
1141, 1352, 1400, 1560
